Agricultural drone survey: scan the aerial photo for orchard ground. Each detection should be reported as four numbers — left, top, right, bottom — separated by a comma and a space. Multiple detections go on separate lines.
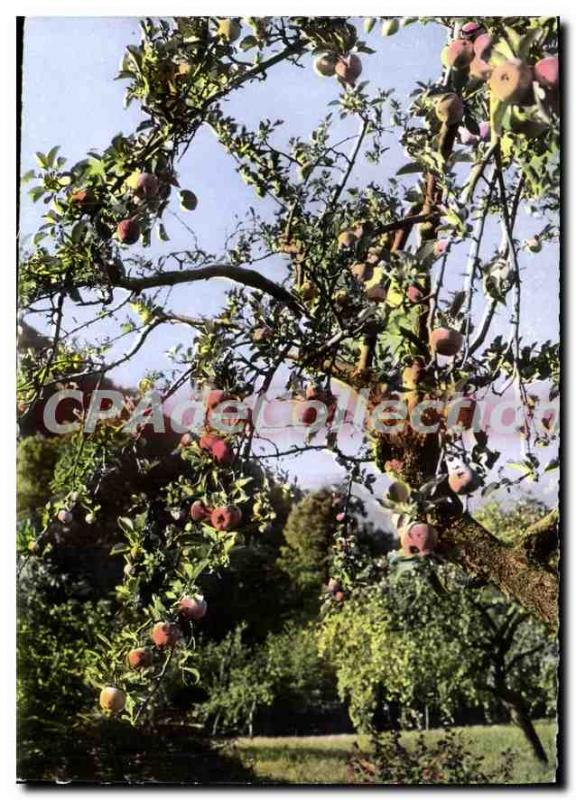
231, 722, 558, 784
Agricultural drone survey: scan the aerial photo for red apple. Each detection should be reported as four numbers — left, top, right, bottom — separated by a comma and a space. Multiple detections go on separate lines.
151, 621, 182, 648
190, 500, 209, 521
533, 56, 559, 92
199, 433, 218, 452
135, 172, 160, 199
117, 218, 141, 245
461, 22, 484, 40
211, 438, 233, 465
429, 327, 464, 357
335, 54, 362, 86
127, 648, 153, 669
473, 33, 493, 60
178, 594, 207, 621
211, 504, 242, 531
400, 522, 438, 557
446, 39, 475, 70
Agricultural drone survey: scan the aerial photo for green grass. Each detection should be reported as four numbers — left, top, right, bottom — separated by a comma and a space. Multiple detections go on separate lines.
231, 721, 557, 785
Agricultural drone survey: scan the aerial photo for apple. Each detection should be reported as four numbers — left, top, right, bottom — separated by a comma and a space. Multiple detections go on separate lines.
407, 284, 425, 303
116, 218, 140, 245
179, 190, 198, 211
335, 54, 362, 86
211, 505, 242, 531
252, 326, 272, 343
190, 500, 210, 521
400, 522, 438, 557
473, 33, 493, 60
211, 438, 234, 465
99, 686, 126, 713
446, 39, 475, 70
349, 262, 373, 283
178, 594, 207, 621
299, 281, 317, 301
199, 433, 218, 452
69, 189, 97, 210
206, 389, 230, 410
469, 56, 491, 82
461, 22, 484, 40
429, 327, 464, 357
127, 648, 153, 669
151, 621, 182, 648
533, 56, 559, 91
314, 53, 338, 77
135, 172, 159, 199
489, 59, 533, 105
525, 236, 542, 253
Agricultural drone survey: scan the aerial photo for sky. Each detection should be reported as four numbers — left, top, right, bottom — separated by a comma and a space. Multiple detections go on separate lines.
19, 17, 559, 508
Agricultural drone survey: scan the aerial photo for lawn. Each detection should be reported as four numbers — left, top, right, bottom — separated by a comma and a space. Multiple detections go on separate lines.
231, 721, 558, 785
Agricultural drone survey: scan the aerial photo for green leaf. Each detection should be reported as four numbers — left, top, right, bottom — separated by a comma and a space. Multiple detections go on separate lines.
396, 162, 424, 176
28, 186, 45, 202
21, 169, 36, 185
363, 18, 376, 34
46, 145, 61, 168
71, 221, 87, 243
381, 19, 400, 37
239, 35, 258, 51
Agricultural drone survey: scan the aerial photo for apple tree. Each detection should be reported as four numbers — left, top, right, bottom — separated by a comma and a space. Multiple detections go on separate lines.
18, 16, 559, 726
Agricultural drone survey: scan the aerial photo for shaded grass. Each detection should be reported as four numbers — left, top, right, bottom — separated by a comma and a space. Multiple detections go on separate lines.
232, 721, 558, 785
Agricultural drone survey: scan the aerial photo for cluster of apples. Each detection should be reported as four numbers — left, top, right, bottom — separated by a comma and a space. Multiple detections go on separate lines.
114, 172, 161, 246
443, 21, 559, 109
99, 594, 207, 714
313, 52, 363, 87
190, 499, 242, 532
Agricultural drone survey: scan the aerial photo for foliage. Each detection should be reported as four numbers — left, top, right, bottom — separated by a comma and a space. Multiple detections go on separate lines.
195, 621, 337, 736
347, 727, 516, 785
277, 490, 339, 603
318, 556, 556, 731
474, 496, 549, 545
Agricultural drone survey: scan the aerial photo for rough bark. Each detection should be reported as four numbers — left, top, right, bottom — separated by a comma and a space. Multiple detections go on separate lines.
439, 513, 558, 630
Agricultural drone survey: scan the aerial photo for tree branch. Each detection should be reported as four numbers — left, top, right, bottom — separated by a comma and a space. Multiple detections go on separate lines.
115, 264, 304, 316
438, 512, 558, 629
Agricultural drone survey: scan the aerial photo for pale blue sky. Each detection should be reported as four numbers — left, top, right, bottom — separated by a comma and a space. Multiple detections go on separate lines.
19, 17, 559, 503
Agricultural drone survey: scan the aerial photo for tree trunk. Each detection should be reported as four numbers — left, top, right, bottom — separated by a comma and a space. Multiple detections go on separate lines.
439, 513, 558, 629
497, 687, 549, 765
